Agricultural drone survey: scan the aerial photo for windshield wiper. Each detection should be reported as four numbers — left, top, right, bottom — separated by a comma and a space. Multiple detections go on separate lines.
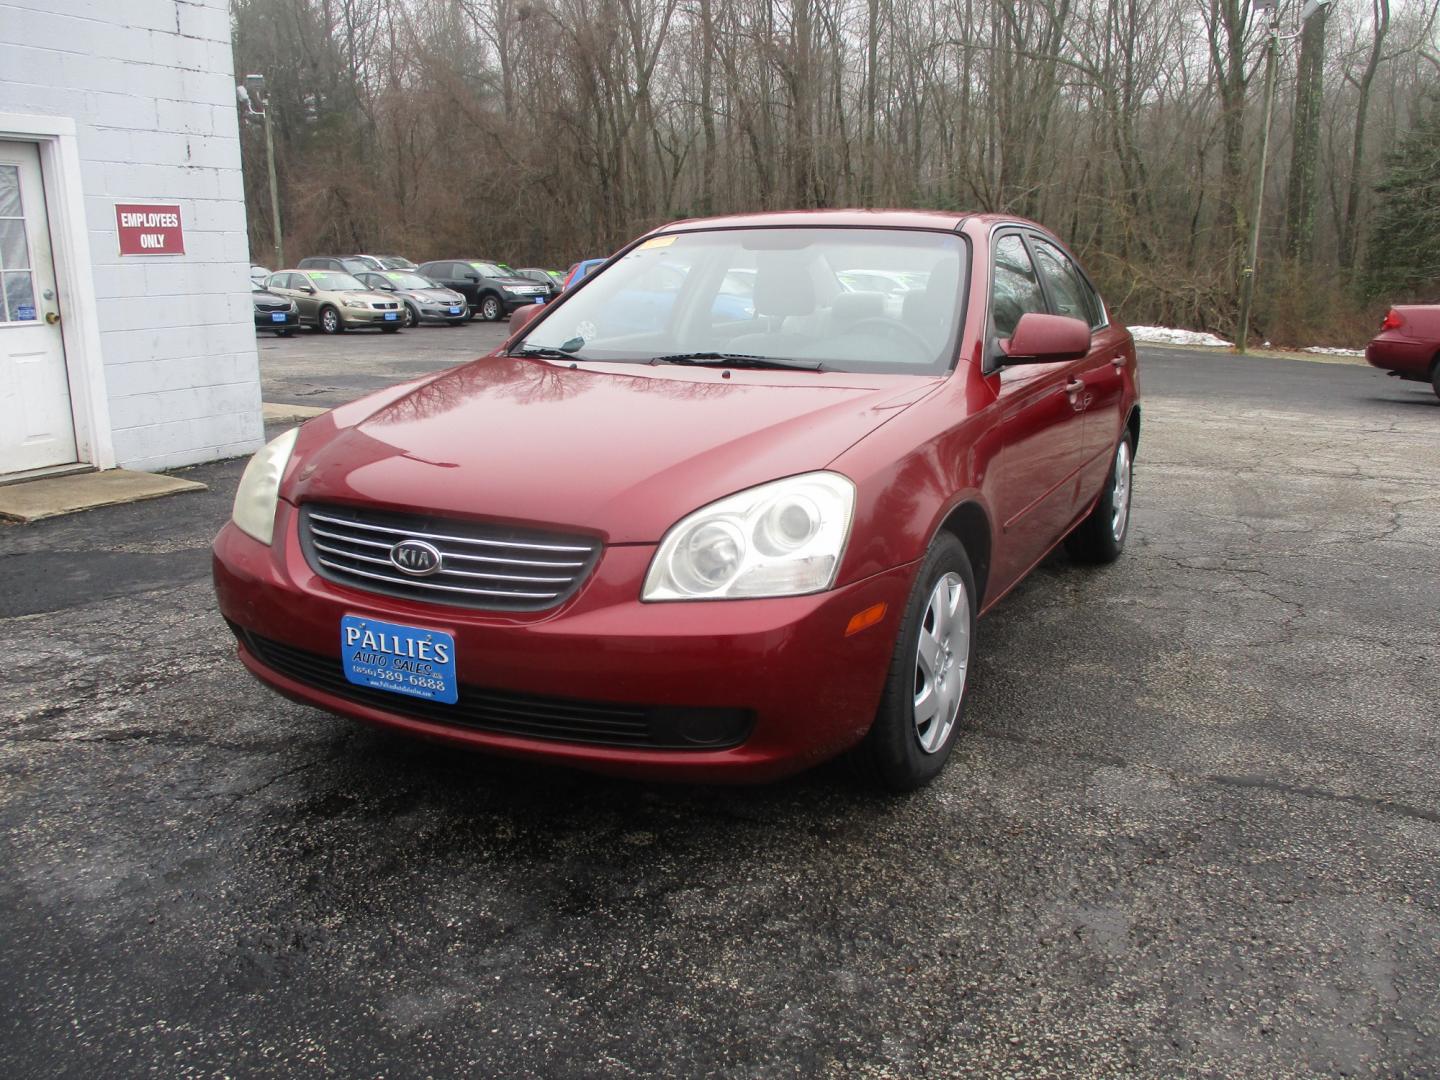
511, 336, 586, 360
651, 352, 823, 371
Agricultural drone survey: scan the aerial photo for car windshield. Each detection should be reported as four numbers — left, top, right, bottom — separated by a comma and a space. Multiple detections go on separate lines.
379, 257, 416, 269
519, 228, 967, 374
384, 272, 438, 290
308, 271, 366, 291
469, 262, 503, 277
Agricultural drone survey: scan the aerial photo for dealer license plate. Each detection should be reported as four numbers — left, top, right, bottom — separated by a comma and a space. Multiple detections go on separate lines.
341, 615, 457, 704
448, 305, 462, 315
384, 311, 398, 321
534, 296, 545, 304
270, 312, 286, 323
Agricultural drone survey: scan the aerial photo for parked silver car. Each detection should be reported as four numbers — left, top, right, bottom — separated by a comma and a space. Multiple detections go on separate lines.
355, 271, 469, 326
264, 269, 404, 333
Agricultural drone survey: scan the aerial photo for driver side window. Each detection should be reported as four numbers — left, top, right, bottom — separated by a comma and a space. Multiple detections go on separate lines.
990, 234, 1045, 338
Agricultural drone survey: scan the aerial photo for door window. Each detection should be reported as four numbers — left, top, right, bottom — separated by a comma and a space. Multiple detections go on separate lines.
1031, 239, 1102, 328
989, 233, 1045, 338
0, 166, 37, 323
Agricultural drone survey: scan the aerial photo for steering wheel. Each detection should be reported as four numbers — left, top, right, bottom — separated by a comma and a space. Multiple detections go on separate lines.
845, 317, 933, 359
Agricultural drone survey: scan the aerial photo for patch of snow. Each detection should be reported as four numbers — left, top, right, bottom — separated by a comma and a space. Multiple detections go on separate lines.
1128, 325, 1233, 348
1304, 346, 1365, 357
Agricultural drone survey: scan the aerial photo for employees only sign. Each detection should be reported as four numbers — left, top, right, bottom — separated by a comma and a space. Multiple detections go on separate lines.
115, 203, 185, 255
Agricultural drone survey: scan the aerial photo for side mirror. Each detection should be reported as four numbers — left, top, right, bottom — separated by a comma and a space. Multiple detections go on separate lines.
465, 273, 480, 282
999, 313, 1090, 364
301, 285, 316, 294
508, 303, 545, 337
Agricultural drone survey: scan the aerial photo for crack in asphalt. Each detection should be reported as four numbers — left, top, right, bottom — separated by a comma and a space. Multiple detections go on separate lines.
970, 728, 1440, 828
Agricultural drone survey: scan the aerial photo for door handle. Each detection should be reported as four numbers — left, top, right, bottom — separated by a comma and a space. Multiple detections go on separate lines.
1065, 378, 1085, 393
1112, 355, 1125, 369
45, 311, 60, 326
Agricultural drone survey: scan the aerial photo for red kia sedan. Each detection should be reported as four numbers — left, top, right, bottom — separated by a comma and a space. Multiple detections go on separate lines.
1366, 305, 1440, 398
214, 211, 1139, 790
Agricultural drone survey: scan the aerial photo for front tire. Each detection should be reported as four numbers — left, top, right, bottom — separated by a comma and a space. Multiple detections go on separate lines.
851, 533, 976, 791
404, 303, 420, 328
1430, 357, 1440, 400
1066, 433, 1134, 564
478, 294, 502, 321
319, 306, 343, 334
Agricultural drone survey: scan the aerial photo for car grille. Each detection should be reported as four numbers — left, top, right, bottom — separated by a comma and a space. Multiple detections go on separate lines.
375, 301, 399, 310
255, 300, 289, 311
230, 625, 752, 750
299, 503, 601, 612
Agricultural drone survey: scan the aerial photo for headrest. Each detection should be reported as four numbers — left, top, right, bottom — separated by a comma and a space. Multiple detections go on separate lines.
754, 256, 816, 317
903, 258, 962, 332
831, 291, 885, 326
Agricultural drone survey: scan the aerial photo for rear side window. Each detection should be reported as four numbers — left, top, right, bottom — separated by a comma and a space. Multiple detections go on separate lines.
1032, 239, 1104, 329
990, 234, 1046, 338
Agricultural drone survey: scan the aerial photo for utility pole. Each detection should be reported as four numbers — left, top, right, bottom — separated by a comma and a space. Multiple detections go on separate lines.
1234, 0, 1332, 355
241, 74, 284, 269
262, 105, 283, 269
1235, 4, 1279, 356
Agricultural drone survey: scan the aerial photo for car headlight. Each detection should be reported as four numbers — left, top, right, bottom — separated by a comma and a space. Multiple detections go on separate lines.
231, 428, 299, 545
343, 298, 368, 310
642, 472, 855, 600
287, 301, 298, 313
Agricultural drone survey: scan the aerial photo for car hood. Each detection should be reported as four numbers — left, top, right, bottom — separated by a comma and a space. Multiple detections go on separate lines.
286, 357, 939, 543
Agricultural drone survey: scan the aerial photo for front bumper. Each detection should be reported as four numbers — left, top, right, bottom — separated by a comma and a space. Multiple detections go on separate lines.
341, 307, 404, 327
254, 310, 298, 330
417, 302, 468, 323
213, 503, 915, 783
502, 294, 547, 313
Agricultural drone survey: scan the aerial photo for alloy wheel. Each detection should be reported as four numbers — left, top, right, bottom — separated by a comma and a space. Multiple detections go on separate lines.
1111, 440, 1132, 542
913, 571, 969, 754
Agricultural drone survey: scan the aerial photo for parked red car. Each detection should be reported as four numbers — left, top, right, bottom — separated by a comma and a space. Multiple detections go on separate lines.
214, 211, 1139, 789
1366, 305, 1440, 399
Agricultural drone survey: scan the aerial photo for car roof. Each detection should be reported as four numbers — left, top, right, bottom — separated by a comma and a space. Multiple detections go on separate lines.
655, 209, 971, 234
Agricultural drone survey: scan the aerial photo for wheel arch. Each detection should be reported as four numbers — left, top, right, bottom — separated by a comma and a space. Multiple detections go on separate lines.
933, 500, 993, 609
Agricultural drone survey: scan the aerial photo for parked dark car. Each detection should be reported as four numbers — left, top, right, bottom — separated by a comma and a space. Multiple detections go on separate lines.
514, 267, 562, 300
355, 271, 468, 327
298, 255, 374, 275
1367, 305, 1440, 399
251, 286, 298, 336
415, 260, 551, 321
216, 210, 1139, 791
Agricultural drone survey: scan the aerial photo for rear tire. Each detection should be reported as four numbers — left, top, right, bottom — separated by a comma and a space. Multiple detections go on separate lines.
319, 306, 343, 334
1430, 357, 1440, 400
850, 534, 976, 792
1066, 432, 1134, 564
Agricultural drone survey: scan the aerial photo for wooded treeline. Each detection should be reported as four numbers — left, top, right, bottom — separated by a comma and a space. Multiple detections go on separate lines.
232, 0, 1440, 344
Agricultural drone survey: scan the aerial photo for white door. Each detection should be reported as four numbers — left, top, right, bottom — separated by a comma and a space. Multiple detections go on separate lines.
0, 140, 76, 475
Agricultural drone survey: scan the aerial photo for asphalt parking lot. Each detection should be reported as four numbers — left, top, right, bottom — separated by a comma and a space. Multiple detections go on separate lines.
2, 330, 1437, 1077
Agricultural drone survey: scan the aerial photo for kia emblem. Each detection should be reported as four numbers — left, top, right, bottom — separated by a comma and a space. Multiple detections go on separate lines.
389, 539, 443, 577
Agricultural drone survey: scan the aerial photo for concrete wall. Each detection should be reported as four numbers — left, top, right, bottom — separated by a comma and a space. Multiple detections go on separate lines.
0, 0, 263, 471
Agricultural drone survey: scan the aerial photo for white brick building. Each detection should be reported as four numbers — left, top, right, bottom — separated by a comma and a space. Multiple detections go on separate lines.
0, 0, 263, 479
